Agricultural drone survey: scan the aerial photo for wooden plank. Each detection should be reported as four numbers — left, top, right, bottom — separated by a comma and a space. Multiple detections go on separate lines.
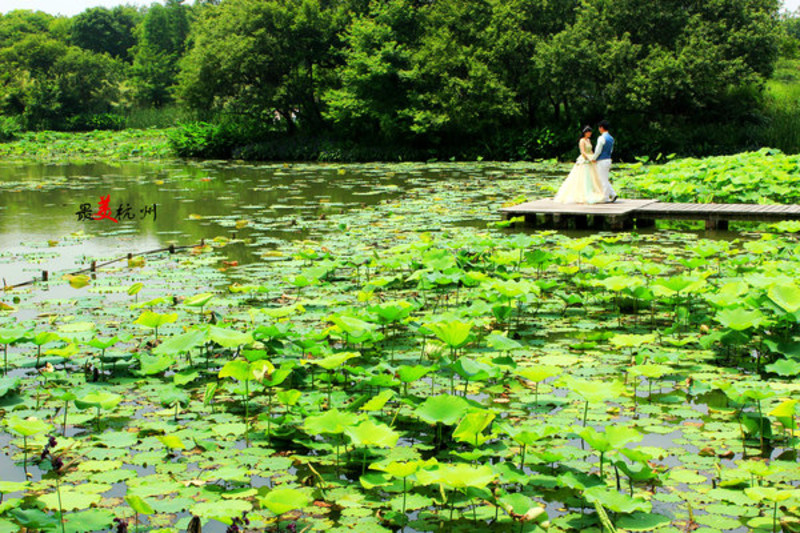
500, 198, 800, 227
499, 198, 658, 216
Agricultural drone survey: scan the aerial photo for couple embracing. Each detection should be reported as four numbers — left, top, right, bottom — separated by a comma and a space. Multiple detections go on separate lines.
554, 120, 617, 205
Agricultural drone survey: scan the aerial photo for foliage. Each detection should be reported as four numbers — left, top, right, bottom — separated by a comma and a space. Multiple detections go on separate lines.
616, 147, 800, 204
2, 156, 800, 531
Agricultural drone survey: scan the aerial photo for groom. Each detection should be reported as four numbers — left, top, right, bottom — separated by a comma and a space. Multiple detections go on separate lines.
592, 120, 617, 203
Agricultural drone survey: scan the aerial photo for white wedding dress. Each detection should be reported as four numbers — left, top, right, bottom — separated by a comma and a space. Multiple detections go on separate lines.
553, 137, 605, 204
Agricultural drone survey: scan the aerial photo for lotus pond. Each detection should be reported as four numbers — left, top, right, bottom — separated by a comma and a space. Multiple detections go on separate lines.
1, 156, 800, 533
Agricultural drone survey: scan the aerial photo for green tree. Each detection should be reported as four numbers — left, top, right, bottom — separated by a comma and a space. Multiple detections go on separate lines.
324, 0, 420, 141
178, 0, 348, 133
131, 0, 192, 106
70, 6, 140, 60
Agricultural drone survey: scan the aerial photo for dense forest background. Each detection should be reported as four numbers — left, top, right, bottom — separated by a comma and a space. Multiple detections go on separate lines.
1, 0, 799, 161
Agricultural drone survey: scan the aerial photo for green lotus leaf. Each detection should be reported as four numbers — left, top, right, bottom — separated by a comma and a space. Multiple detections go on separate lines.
490, 279, 537, 298
416, 463, 495, 490
715, 307, 766, 331
191, 499, 252, 524
57, 321, 95, 334
157, 435, 187, 450
87, 336, 120, 350
330, 315, 377, 338
0, 328, 29, 344
629, 363, 671, 379
125, 494, 155, 515
745, 486, 799, 503
345, 419, 399, 448
768, 283, 800, 313
304, 409, 361, 435
368, 300, 414, 324
616, 512, 672, 531
562, 376, 625, 403
516, 365, 561, 383
218, 360, 251, 382
154, 329, 207, 355
184, 292, 214, 308
498, 493, 547, 522
63, 509, 115, 533
486, 332, 524, 352
262, 366, 291, 386
669, 469, 707, 484
0, 377, 20, 398
74, 391, 122, 411
359, 472, 393, 489
251, 359, 276, 382
134, 311, 178, 329
209, 326, 253, 348
452, 357, 492, 381
259, 488, 311, 515
277, 389, 302, 406
414, 394, 470, 426
584, 486, 651, 513
0, 481, 28, 493
309, 351, 359, 370
39, 488, 102, 511
32, 331, 60, 346
615, 460, 658, 482
45, 343, 79, 358
499, 423, 559, 446
609, 333, 656, 349
372, 460, 426, 478
769, 398, 798, 422
5, 415, 51, 437
138, 353, 176, 375
7, 508, 58, 529
423, 320, 473, 349
765, 358, 800, 376
360, 389, 394, 411
452, 410, 495, 446
397, 365, 433, 383
578, 425, 641, 453
127, 282, 143, 296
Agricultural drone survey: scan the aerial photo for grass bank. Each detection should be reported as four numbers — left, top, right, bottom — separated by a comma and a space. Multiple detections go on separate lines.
0, 128, 174, 161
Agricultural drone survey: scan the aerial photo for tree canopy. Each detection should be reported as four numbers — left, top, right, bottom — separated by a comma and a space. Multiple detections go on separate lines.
0, 0, 793, 157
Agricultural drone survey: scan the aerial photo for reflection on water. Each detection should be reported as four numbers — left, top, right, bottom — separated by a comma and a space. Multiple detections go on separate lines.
0, 160, 415, 286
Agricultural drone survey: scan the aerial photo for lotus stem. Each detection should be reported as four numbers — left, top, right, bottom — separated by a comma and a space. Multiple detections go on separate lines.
362, 447, 367, 475
22, 435, 27, 475
402, 477, 407, 515
599, 451, 604, 478
63, 401, 68, 437
267, 388, 273, 439
773, 501, 778, 533
244, 379, 250, 446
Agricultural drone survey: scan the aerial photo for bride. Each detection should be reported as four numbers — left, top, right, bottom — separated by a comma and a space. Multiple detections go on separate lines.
554, 126, 605, 204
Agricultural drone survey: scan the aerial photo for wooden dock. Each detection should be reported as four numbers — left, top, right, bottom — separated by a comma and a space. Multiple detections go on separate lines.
500, 199, 800, 230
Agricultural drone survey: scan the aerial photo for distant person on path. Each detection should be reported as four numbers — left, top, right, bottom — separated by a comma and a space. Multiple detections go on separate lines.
592, 120, 617, 202
553, 125, 605, 204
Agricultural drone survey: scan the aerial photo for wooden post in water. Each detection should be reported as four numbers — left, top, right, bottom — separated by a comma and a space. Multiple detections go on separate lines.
169, 244, 175, 254
90, 261, 97, 272
42, 271, 48, 282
